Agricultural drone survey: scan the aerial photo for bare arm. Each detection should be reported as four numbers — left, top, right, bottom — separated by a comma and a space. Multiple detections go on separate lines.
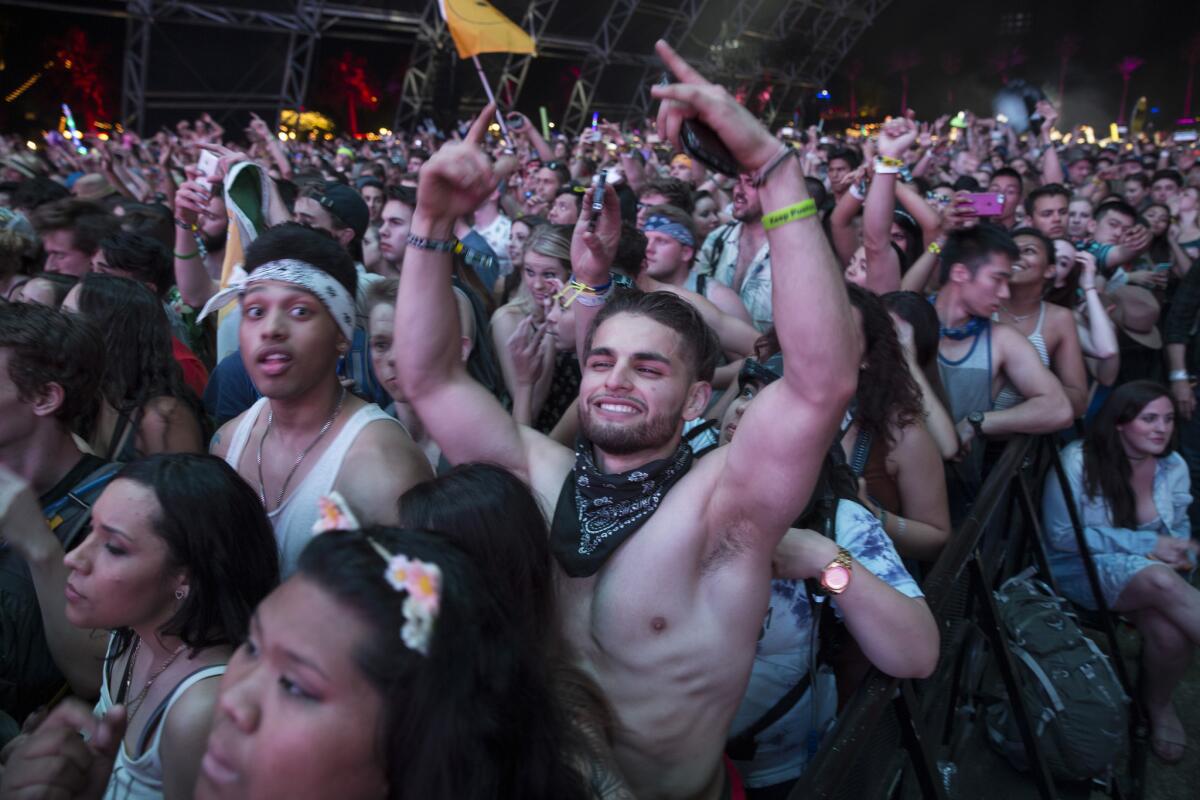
893, 317, 958, 459
705, 280, 753, 324
1047, 309, 1090, 418
161, 677, 220, 800
649, 43, 858, 540
829, 181, 864, 266
337, 422, 434, 526
886, 421, 951, 560
773, 528, 938, 678
173, 167, 220, 307
394, 105, 569, 489
980, 326, 1074, 436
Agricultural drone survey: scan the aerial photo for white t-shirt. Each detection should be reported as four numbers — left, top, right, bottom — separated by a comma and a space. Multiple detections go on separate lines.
729, 500, 923, 788
474, 214, 513, 276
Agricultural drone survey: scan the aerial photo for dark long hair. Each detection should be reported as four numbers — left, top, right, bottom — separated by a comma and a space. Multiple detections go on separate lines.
844, 284, 922, 447
1083, 381, 1176, 528
397, 463, 559, 644
298, 528, 588, 800
75, 273, 201, 430
1043, 238, 1081, 310
881, 290, 951, 412
111, 454, 280, 656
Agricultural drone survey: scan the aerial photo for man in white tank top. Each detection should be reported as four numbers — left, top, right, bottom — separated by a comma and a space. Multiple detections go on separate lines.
207, 224, 431, 576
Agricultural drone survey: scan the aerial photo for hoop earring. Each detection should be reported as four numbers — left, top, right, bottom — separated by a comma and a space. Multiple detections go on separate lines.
175, 588, 186, 601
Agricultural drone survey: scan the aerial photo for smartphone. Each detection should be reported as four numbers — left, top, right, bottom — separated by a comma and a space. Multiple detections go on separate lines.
197, 150, 219, 180
964, 192, 1005, 217
657, 74, 738, 175
589, 170, 606, 231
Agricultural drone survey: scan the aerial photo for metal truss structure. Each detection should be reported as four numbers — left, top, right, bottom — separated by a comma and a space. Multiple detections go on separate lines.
4, 0, 889, 135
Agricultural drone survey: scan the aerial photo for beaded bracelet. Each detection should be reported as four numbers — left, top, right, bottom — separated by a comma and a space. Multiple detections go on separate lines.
174, 218, 198, 233
762, 199, 817, 230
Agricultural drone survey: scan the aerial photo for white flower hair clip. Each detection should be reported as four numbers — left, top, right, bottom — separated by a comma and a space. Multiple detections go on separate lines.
314, 494, 443, 657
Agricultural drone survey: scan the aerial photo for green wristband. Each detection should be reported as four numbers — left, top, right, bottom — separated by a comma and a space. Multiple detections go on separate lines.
762, 199, 817, 230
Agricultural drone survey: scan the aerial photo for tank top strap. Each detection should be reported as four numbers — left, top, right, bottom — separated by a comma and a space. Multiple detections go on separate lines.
136, 665, 227, 757
1032, 301, 1047, 335
223, 397, 269, 469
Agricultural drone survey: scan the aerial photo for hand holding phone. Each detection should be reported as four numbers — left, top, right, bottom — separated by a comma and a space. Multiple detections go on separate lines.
963, 192, 1005, 217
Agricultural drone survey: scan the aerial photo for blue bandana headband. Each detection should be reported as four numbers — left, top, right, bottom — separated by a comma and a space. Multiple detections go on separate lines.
644, 215, 695, 248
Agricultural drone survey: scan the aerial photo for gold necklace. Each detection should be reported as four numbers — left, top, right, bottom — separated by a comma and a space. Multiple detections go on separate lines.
125, 637, 187, 722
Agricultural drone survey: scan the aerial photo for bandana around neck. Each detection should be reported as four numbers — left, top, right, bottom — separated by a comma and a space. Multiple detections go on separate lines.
550, 435, 694, 578
197, 258, 356, 342
939, 315, 987, 341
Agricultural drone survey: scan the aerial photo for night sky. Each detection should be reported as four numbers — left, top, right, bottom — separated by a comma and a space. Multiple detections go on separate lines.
0, 0, 1195, 137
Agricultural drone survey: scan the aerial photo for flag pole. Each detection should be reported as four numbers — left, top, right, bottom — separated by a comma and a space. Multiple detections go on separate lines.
471, 55, 512, 146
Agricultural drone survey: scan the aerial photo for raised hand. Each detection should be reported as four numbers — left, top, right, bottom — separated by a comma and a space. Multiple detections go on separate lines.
570, 184, 621, 287
507, 314, 551, 386
195, 142, 248, 181
0, 699, 126, 800
174, 165, 216, 225
942, 191, 979, 232
415, 103, 517, 226
248, 112, 272, 143
877, 114, 918, 159
650, 40, 779, 173
1122, 223, 1152, 254
1037, 100, 1059, 138
1076, 250, 1098, 290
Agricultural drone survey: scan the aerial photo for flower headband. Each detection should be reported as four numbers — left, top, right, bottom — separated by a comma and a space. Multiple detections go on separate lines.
643, 215, 696, 248
312, 493, 442, 656
198, 258, 356, 343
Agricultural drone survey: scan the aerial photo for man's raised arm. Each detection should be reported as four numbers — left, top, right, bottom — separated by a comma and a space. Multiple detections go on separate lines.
650, 41, 859, 539
394, 106, 534, 479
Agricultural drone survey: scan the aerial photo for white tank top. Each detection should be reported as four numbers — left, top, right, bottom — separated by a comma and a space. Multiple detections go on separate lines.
95, 637, 225, 800
223, 399, 398, 576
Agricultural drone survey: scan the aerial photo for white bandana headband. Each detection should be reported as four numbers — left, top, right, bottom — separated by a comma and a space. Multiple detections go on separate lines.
198, 259, 356, 342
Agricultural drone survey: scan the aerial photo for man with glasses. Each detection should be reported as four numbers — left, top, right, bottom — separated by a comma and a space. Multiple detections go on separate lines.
694, 170, 774, 331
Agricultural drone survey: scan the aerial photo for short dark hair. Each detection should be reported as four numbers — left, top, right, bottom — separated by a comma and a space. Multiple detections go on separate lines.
0, 301, 104, 426
939, 224, 1019, 284
31, 199, 120, 256
639, 177, 694, 214
1123, 173, 1150, 189
98, 230, 172, 299
613, 222, 647, 279
114, 454, 280, 651
243, 221, 357, 299
991, 166, 1023, 193
1150, 169, 1183, 188
585, 289, 721, 383
828, 147, 861, 170
1010, 226, 1054, 262
386, 184, 417, 209
555, 187, 584, 214
11, 177, 69, 211
1023, 183, 1071, 217
1093, 199, 1138, 226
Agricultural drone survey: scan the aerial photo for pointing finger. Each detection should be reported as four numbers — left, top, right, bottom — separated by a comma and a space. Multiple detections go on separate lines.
465, 103, 496, 146
655, 40, 709, 86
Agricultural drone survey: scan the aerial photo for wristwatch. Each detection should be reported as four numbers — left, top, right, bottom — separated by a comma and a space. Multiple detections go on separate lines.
967, 411, 987, 438
817, 546, 854, 595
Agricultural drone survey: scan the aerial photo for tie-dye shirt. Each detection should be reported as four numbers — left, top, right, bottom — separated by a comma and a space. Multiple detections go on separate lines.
729, 499, 923, 789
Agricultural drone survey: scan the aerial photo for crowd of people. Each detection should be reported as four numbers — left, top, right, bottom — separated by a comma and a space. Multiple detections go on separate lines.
0, 36, 1197, 799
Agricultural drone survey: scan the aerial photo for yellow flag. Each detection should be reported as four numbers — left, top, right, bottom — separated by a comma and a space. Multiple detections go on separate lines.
439, 0, 536, 59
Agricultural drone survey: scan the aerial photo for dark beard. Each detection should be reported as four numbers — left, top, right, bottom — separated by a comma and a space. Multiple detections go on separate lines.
578, 403, 679, 456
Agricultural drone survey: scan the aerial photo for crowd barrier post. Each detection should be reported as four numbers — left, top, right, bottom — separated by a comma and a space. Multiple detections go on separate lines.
785, 435, 1146, 800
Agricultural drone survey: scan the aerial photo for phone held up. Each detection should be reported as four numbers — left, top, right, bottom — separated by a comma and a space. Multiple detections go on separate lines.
588, 170, 606, 232
963, 192, 1005, 217
657, 75, 739, 176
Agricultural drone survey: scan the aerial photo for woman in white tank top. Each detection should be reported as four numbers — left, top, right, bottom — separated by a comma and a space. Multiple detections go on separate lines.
7, 455, 282, 800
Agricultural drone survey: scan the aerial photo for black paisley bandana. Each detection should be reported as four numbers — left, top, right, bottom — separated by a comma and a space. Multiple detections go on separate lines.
550, 435, 694, 578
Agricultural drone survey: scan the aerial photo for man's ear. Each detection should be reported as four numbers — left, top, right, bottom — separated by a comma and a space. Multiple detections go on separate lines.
1086, 218, 1096, 237
30, 382, 66, 418
681, 245, 695, 264
948, 262, 972, 285
682, 380, 712, 422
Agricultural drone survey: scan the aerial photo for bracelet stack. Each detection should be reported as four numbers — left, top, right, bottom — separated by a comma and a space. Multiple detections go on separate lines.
562, 276, 613, 308
407, 233, 458, 253
750, 145, 798, 188
1169, 370, 1190, 383
174, 218, 198, 234
873, 155, 904, 175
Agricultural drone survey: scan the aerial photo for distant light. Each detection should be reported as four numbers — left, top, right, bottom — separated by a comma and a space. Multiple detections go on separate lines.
277, 131, 288, 141
816, 89, 831, 101
1150, 106, 1160, 114
548, 122, 555, 128
97, 132, 109, 141
288, 131, 296, 140
25, 140, 35, 150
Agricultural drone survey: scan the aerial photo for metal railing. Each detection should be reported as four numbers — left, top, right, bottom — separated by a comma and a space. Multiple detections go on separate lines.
785, 435, 1146, 800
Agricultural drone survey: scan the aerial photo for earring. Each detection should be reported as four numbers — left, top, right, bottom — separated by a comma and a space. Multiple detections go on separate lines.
175, 588, 186, 601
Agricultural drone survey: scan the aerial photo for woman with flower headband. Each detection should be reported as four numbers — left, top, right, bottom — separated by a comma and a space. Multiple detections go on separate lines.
189, 520, 592, 800
0, 453, 280, 800
206, 222, 431, 577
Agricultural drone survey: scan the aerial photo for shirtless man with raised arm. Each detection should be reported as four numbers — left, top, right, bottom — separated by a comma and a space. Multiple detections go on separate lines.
394, 42, 859, 800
